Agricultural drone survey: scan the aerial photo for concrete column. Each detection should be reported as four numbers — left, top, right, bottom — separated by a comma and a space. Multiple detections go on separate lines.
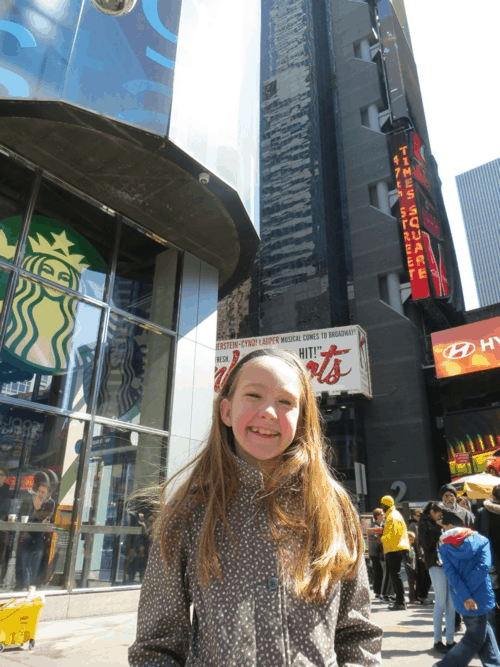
360, 39, 371, 62
376, 180, 391, 215
367, 104, 379, 131
387, 273, 404, 315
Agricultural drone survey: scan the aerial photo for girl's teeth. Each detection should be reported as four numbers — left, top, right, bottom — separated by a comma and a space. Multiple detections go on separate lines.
250, 427, 278, 436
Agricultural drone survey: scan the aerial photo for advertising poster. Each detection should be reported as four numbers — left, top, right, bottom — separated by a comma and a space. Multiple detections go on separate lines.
445, 408, 500, 480
431, 316, 500, 379
215, 325, 371, 399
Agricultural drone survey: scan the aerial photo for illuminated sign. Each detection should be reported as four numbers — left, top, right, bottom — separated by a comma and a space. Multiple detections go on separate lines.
215, 325, 372, 399
392, 131, 451, 301
431, 316, 500, 379
393, 142, 430, 299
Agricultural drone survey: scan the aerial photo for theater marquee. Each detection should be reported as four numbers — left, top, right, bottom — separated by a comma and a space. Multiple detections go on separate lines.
215, 325, 372, 399
431, 316, 500, 379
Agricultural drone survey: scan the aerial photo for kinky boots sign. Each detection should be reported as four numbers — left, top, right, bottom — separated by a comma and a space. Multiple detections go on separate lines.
215, 325, 372, 398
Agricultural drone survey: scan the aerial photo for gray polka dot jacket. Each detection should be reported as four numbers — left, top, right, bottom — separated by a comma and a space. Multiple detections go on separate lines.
129, 455, 382, 666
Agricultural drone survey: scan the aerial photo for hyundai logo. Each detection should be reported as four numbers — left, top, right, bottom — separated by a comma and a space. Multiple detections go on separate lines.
443, 342, 476, 360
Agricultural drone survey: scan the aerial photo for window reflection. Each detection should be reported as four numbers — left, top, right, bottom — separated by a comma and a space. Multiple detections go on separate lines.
113, 222, 178, 330
75, 425, 163, 587
0, 411, 87, 591
97, 316, 171, 430
32, 179, 114, 301
0, 279, 102, 413
0, 156, 35, 264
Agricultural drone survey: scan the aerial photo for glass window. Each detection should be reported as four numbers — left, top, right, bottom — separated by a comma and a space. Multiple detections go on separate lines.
0, 278, 103, 413
0, 410, 88, 592
0, 155, 35, 265
74, 425, 165, 587
29, 179, 115, 301
113, 222, 178, 330
96, 315, 172, 430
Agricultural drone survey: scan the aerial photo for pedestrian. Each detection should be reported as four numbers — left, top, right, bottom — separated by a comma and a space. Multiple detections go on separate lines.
458, 496, 472, 514
440, 484, 473, 633
433, 508, 500, 667
475, 484, 500, 640
368, 508, 385, 599
440, 484, 474, 527
409, 508, 433, 604
129, 348, 383, 667
380, 494, 410, 610
404, 531, 418, 604
419, 500, 456, 654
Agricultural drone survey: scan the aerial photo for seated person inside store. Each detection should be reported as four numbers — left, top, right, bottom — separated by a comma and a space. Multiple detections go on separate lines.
17, 480, 55, 589
0, 466, 12, 580
434, 508, 500, 667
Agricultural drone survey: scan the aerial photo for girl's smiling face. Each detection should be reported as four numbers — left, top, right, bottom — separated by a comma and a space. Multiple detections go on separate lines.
221, 356, 302, 469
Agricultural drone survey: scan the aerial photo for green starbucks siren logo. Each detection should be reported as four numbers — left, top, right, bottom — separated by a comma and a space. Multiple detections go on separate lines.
0, 216, 107, 374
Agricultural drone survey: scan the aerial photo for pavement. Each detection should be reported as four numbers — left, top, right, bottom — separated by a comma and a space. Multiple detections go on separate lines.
0, 596, 484, 665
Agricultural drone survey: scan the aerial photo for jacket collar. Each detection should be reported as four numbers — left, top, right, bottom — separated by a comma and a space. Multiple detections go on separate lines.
484, 499, 500, 515
233, 452, 265, 491
232, 451, 302, 493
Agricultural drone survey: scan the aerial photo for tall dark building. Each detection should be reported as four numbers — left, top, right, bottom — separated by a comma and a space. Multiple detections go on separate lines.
218, 0, 465, 505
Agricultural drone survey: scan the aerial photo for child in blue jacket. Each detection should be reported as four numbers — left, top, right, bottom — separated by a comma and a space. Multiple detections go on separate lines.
434, 509, 500, 667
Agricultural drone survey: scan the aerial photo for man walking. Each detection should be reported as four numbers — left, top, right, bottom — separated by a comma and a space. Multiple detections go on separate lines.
439, 484, 474, 527
380, 495, 410, 610
434, 509, 500, 667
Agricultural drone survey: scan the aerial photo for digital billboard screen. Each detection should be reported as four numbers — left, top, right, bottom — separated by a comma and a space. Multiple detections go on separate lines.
431, 316, 500, 379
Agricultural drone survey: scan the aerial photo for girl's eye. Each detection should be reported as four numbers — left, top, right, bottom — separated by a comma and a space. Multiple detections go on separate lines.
246, 393, 261, 399
279, 399, 292, 406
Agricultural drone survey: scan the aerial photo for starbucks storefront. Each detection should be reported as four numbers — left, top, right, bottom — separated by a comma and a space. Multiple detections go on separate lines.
0, 146, 256, 618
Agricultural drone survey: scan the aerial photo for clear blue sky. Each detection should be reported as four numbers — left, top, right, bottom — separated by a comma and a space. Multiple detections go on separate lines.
404, 0, 500, 310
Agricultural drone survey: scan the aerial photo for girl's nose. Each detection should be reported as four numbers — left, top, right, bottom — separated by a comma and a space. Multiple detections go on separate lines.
261, 403, 278, 419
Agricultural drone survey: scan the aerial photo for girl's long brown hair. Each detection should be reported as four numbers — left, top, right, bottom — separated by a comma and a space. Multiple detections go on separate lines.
153, 348, 363, 603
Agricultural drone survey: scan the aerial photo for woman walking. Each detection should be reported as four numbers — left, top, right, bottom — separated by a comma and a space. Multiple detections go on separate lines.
420, 501, 456, 655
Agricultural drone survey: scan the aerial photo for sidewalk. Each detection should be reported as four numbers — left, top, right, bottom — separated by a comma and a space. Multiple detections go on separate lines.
372, 596, 482, 666
0, 598, 483, 665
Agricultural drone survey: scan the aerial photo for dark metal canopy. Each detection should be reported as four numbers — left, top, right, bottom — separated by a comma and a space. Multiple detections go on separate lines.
0, 100, 259, 298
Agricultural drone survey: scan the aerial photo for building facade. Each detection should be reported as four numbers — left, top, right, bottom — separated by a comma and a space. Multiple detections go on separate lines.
0, 0, 260, 617
456, 158, 500, 308
218, 0, 464, 506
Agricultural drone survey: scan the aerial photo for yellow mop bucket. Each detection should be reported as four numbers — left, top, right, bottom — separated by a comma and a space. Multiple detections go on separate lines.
0, 591, 45, 652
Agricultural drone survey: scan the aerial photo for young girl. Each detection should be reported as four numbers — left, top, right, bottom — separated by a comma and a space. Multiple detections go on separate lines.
129, 348, 382, 667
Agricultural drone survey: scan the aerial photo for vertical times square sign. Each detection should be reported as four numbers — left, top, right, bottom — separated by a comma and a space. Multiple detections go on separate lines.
392, 131, 450, 302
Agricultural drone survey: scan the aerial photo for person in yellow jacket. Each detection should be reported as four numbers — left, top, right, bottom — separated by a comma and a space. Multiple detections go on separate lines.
380, 495, 410, 610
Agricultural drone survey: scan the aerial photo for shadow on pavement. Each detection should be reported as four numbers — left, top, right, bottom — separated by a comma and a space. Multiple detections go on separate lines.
383, 648, 437, 659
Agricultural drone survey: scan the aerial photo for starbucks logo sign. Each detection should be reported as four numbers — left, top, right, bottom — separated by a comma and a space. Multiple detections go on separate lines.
0, 216, 107, 375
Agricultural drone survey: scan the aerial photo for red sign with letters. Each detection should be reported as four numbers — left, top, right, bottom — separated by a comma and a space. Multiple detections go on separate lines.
393, 142, 430, 300
393, 132, 451, 301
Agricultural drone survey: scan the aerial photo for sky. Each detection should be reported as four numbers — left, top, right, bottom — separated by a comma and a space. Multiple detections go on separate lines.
403, 0, 500, 311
